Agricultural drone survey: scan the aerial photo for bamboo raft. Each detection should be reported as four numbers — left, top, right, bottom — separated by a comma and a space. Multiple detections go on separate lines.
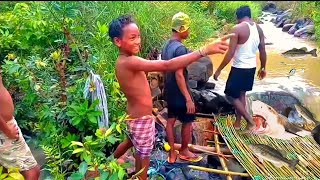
215, 115, 320, 179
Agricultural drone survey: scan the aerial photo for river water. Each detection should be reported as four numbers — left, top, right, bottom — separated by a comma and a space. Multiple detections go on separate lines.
209, 12, 320, 120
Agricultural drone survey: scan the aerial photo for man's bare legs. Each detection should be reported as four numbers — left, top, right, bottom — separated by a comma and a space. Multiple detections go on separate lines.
165, 118, 178, 163
179, 122, 198, 158
234, 91, 247, 129
114, 138, 133, 159
228, 94, 256, 131
21, 165, 41, 180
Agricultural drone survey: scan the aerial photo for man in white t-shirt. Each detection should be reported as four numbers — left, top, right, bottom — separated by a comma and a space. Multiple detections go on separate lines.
214, 5, 267, 132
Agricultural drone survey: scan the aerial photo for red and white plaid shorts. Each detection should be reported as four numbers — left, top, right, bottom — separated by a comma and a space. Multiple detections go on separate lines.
126, 115, 156, 158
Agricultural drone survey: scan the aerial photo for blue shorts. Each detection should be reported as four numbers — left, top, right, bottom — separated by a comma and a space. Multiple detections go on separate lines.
224, 67, 256, 99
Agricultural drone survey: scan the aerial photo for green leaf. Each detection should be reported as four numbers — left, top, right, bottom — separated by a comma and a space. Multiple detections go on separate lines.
116, 124, 122, 134
0, 173, 8, 180
79, 162, 88, 176
72, 117, 82, 125
72, 148, 84, 154
8, 173, 24, 180
88, 115, 97, 124
118, 168, 125, 180
71, 141, 84, 147
99, 171, 109, 180
3, 177, 15, 180
69, 172, 84, 180
83, 152, 91, 163
109, 173, 118, 180
0, 166, 3, 175
107, 136, 117, 144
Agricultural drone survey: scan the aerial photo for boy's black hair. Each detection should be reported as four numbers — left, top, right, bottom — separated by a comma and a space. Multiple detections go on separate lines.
236, 5, 251, 19
108, 15, 136, 42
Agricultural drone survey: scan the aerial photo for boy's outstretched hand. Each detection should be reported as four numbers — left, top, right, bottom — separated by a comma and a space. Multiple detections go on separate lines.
199, 33, 235, 56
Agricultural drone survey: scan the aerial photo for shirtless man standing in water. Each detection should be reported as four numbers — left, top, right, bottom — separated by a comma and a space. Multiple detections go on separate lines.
109, 15, 234, 180
0, 70, 40, 179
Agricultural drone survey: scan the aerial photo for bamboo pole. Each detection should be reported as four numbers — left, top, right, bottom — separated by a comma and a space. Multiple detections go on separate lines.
188, 165, 250, 177
172, 143, 232, 154
214, 125, 232, 180
190, 145, 235, 159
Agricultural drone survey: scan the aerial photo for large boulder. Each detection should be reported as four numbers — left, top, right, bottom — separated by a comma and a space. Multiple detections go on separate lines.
282, 24, 294, 32
199, 89, 234, 115
275, 10, 292, 23
295, 18, 306, 29
187, 56, 213, 89
288, 24, 297, 35
294, 25, 314, 37
276, 18, 286, 28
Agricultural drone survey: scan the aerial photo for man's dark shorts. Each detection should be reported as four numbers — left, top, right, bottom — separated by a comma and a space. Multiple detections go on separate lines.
167, 103, 195, 123
224, 67, 256, 99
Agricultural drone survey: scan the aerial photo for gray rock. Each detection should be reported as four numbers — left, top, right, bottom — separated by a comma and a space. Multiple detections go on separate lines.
270, 18, 275, 23
276, 18, 286, 28
283, 19, 291, 26
282, 24, 294, 32
288, 25, 297, 35
187, 56, 213, 88
188, 79, 198, 89
204, 82, 216, 89
294, 25, 313, 37
309, 34, 316, 41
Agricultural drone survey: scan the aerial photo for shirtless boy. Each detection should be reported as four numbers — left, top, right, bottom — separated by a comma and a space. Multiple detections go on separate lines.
214, 5, 267, 132
0, 70, 40, 179
108, 15, 233, 180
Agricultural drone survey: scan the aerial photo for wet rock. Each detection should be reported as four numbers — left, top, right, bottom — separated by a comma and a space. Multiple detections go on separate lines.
200, 90, 234, 115
294, 25, 314, 37
275, 18, 286, 28
187, 56, 213, 89
201, 90, 220, 113
204, 82, 216, 89
276, 10, 284, 15
283, 19, 291, 26
305, 24, 315, 33
309, 34, 316, 41
300, 33, 309, 39
275, 10, 292, 24
282, 24, 294, 32
188, 79, 197, 89
288, 25, 297, 35
270, 18, 275, 23
295, 18, 306, 29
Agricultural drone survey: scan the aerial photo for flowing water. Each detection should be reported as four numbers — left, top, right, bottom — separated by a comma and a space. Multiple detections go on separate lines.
209, 12, 320, 120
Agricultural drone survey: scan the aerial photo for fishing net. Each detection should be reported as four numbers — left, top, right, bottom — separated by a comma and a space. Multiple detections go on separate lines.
84, 71, 109, 128
217, 115, 320, 179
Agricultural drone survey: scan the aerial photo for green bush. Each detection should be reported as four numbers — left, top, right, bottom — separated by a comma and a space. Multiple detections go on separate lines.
214, 1, 262, 23
0, 1, 224, 179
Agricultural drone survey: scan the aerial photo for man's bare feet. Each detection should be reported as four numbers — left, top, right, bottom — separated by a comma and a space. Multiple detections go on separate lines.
242, 121, 257, 134
178, 149, 203, 162
167, 150, 178, 164
233, 119, 241, 130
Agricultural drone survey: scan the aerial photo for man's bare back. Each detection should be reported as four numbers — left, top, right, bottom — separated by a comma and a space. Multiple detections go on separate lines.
235, 21, 263, 45
116, 56, 153, 118
0, 76, 15, 122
